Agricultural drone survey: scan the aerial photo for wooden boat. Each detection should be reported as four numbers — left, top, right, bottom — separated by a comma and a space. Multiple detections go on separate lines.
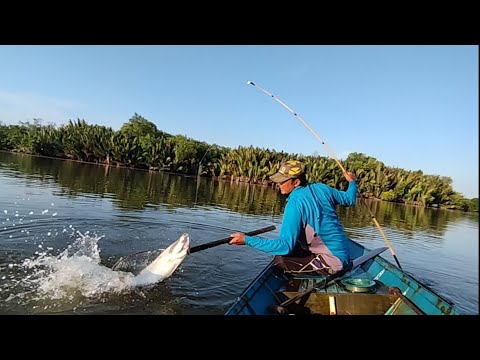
225, 239, 459, 315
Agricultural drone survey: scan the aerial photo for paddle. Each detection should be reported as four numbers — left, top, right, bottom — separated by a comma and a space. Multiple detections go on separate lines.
275, 246, 388, 314
111, 225, 276, 271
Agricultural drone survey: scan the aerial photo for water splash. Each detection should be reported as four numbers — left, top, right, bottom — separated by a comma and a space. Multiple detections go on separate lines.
1, 231, 135, 312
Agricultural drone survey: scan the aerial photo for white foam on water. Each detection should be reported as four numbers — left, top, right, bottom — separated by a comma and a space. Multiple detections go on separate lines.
1, 231, 136, 309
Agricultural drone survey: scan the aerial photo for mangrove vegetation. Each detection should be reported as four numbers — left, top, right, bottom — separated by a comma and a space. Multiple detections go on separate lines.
0, 114, 477, 213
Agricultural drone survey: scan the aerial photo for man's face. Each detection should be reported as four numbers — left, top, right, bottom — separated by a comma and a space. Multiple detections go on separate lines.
278, 178, 298, 195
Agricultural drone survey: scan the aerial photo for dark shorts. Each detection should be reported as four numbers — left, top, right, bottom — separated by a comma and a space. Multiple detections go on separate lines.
273, 254, 331, 276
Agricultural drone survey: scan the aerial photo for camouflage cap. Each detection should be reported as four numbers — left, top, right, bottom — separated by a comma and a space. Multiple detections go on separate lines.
270, 160, 305, 183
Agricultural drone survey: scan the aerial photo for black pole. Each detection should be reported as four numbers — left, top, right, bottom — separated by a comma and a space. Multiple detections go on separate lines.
189, 225, 276, 253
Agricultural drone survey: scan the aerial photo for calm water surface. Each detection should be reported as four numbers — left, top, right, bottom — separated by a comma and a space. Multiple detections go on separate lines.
0, 152, 477, 315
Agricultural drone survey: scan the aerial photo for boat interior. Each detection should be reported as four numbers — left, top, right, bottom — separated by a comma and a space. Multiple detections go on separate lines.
273, 268, 420, 315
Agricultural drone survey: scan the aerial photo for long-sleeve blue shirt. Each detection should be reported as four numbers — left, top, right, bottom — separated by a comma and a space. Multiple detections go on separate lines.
245, 181, 357, 265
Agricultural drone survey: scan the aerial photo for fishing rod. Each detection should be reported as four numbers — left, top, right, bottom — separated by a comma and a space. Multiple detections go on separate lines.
247, 81, 403, 269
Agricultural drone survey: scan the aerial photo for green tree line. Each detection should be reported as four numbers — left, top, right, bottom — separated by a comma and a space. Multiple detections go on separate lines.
0, 114, 477, 212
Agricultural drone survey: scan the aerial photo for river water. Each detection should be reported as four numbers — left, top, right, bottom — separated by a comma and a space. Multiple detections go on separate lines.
0, 152, 477, 315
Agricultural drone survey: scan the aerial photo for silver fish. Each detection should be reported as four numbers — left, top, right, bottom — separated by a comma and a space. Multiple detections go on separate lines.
132, 233, 190, 286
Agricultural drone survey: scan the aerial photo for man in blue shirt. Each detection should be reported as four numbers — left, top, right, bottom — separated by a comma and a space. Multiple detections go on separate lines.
229, 160, 357, 275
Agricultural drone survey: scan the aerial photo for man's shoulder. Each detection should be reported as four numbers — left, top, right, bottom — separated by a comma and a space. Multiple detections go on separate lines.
293, 184, 327, 199
307, 182, 329, 191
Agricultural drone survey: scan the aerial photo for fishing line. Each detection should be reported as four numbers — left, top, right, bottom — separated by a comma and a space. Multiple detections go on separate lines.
247, 81, 403, 269
194, 145, 214, 208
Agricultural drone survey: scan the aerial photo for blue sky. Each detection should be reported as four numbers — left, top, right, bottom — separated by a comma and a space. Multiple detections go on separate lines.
0, 45, 478, 198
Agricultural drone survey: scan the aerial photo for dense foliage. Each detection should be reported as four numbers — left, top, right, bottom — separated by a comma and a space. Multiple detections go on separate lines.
0, 115, 477, 212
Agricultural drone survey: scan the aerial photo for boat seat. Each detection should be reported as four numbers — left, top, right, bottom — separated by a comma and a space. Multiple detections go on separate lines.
283, 273, 329, 293
291, 274, 327, 280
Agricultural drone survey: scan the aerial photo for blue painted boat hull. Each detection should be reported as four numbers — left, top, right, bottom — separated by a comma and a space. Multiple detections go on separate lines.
225, 239, 459, 315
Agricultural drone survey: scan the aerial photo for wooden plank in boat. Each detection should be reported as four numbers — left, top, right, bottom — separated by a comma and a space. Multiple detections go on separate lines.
281, 292, 398, 315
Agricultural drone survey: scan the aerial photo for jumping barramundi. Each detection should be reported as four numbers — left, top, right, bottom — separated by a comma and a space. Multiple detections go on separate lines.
131, 233, 190, 286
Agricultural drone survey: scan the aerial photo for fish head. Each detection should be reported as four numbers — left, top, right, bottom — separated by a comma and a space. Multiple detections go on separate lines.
162, 233, 190, 260
134, 233, 191, 286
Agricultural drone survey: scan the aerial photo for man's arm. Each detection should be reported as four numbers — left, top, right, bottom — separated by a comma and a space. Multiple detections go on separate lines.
330, 171, 357, 206
231, 200, 302, 256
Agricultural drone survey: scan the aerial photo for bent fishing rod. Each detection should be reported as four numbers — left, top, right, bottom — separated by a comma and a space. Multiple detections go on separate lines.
247, 81, 403, 269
